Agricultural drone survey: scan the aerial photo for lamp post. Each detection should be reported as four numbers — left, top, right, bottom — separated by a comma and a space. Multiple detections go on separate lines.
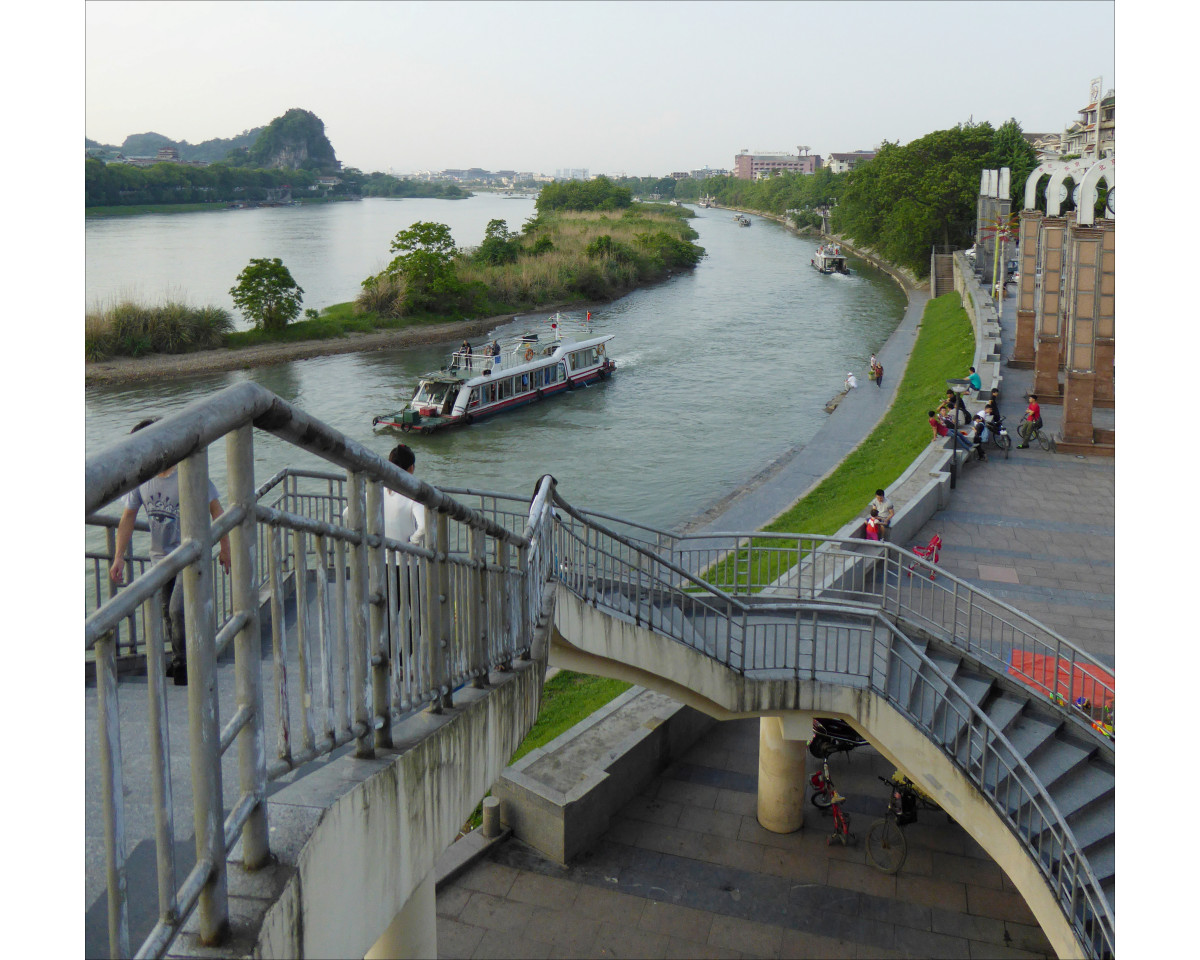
946, 378, 971, 490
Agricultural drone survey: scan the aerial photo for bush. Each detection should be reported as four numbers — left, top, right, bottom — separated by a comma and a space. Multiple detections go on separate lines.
85, 300, 234, 359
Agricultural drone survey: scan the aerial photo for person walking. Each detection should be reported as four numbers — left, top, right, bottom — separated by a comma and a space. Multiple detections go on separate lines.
873, 358, 884, 388
109, 418, 231, 685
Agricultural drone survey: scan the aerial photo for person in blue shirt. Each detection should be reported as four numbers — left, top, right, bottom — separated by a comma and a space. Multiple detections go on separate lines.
967, 366, 982, 392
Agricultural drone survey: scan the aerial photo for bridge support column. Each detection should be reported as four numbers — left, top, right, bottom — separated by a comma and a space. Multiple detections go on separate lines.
364, 870, 437, 960
757, 717, 806, 833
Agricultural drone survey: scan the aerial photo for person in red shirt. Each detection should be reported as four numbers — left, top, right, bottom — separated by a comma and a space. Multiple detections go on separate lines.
1017, 394, 1043, 448
930, 409, 972, 450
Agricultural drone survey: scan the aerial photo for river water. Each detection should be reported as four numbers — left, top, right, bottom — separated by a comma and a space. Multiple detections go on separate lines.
85, 196, 906, 533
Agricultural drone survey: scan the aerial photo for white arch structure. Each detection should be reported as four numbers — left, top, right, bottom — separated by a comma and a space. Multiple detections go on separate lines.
1043, 157, 1093, 216
1076, 158, 1114, 226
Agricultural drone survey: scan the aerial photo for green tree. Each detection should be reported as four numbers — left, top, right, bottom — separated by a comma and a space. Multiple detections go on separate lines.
988, 118, 1039, 208
229, 258, 304, 332
475, 219, 519, 265
369, 221, 477, 314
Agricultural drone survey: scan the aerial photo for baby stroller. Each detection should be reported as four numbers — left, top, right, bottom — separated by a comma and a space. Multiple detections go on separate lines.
906, 534, 943, 580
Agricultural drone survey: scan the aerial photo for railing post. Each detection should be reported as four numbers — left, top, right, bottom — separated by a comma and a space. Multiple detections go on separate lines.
226, 425, 269, 870
431, 511, 453, 708
469, 525, 488, 688
366, 479, 392, 749
346, 472, 373, 757
517, 539, 531, 660
145, 597, 178, 927
495, 539, 511, 667
97, 628, 130, 958
178, 448, 229, 945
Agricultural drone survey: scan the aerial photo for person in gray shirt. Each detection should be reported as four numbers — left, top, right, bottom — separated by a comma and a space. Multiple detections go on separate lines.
109, 418, 231, 685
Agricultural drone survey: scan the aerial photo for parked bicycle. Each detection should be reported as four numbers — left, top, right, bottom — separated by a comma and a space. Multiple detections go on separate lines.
989, 414, 1012, 457
866, 774, 941, 873
810, 758, 854, 846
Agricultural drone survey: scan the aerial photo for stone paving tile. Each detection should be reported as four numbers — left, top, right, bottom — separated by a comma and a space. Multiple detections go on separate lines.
458, 891, 537, 936
929, 905, 1007, 942
827, 858, 899, 900
892, 924, 972, 959
436, 917, 485, 959
930, 850, 1006, 889
966, 940, 1048, 960
456, 859, 520, 898
469, 930, 553, 959
522, 905, 603, 954
776, 928, 861, 958
639, 899, 716, 942
437, 882, 473, 919
1002, 920, 1054, 955
889, 874, 968, 913
506, 870, 581, 911
678, 804, 745, 840
591, 919, 671, 959
707, 914, 784, 958
715, 787, 758, 817
656, 778, 722, 809
619, 793, 683, 828
571, 884, 649, 925
665, 935, 743, 959
966, 886, 1038, 925
758, 845, 830, 886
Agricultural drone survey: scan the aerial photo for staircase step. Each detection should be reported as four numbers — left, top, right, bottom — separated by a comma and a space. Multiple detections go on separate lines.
1023, 736, 1094, 793
1084, 834, 1114, 884
1065, 790, 1116, 850
1000, 709, 1061, 759
1043, 760, 1115, 819
980, 690, 1027, 732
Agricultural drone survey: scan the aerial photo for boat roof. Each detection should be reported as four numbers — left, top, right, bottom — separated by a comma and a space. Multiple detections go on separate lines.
414, 332, 614, 387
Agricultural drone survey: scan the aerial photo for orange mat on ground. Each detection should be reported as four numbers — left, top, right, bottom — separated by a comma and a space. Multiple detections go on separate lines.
1008, 652, 1114, 703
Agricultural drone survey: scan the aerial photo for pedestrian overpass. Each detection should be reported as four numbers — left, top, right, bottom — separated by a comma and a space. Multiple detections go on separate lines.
85, 383, 1114, 959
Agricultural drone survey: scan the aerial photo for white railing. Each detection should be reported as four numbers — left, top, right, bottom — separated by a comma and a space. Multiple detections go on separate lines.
85, 383, 554, 959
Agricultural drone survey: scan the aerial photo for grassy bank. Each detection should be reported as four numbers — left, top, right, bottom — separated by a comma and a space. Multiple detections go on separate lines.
706, 291, 974, 588
85, 204, 703, 363
86, 202, 231, 217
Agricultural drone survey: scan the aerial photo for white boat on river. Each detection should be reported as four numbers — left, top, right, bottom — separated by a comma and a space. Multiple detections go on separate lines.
372, 314, 616, 434
812, 242, 850, 275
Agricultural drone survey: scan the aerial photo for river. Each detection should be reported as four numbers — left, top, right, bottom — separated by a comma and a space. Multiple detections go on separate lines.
85, 196, 906, 533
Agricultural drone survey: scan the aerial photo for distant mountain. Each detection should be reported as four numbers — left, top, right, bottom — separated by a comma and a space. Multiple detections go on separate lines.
246, 108, 339, 172
84, 126, 266, 164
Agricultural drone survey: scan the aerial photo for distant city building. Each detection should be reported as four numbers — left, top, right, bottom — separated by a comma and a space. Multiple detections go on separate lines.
554, 168, 590, 180
1060, 85, 1115, 159
1023, 132, 1062, 163
733, 149, 822, 180
690, 167, 728, 179
824, 151, 876, 174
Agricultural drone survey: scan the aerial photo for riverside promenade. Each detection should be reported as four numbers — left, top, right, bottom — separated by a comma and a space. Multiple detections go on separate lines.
435, 279, 1114, 958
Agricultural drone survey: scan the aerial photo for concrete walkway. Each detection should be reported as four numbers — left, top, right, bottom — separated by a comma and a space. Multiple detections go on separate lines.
437, 277, 1115, 958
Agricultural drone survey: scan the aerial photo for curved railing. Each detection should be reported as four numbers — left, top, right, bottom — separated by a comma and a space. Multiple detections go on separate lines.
84, 383, 555, 959
547, 497, 1114, 958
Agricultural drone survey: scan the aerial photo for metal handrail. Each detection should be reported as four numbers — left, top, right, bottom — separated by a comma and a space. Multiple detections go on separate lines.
549, 513, 1113, 957
584, 526, 1114, 723
86, 384, 551, 959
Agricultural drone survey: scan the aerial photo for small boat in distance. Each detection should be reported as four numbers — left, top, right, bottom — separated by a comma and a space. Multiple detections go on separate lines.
734, 214, 751, 227
372, 314, 616, 434
812, 242, 850, 274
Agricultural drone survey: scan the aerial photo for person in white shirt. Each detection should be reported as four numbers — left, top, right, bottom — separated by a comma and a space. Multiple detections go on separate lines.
383, 444, 426, 546
868, 489, 894, 538
846, 372, 858, 390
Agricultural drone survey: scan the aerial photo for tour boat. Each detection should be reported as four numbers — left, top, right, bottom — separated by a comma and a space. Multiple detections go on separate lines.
372, 315, 616, 434
734, 214, 751, 226
812, 242, 850, 274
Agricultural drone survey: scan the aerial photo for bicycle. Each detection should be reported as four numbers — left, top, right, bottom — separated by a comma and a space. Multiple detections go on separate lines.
811, 758, 854, 845
866, 775, 925, 873
989, 415, 1012, 457
1016, 420, 1052, 451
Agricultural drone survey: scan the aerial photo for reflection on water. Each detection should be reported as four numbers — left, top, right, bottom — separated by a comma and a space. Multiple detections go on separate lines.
86, 203, 906, 535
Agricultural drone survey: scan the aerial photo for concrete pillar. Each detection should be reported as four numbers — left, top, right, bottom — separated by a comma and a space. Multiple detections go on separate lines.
757, 717, 806, 834
1011, 210, 1042, 366
1033, 217, 1068, 401
364, 871, 437, 960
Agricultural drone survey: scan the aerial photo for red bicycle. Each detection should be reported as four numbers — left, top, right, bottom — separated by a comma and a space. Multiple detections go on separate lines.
810, 757, 854, 845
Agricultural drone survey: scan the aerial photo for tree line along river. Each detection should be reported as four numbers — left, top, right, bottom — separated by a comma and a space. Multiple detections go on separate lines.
85, 195, 907, 538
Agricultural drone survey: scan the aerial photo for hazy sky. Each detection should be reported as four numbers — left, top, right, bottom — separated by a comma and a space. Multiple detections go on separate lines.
85, 0, 1114, 176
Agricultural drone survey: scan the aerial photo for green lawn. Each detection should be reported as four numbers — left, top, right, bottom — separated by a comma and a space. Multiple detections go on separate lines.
705, 291, 975, 588
511, 670, 631, 764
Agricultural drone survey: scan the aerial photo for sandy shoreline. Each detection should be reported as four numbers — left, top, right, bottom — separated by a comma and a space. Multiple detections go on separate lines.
84, 310, 574, 386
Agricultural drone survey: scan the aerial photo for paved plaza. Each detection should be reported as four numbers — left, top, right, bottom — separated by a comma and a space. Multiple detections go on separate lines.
436, 720, 1055, 959
435, 282, 1113, 959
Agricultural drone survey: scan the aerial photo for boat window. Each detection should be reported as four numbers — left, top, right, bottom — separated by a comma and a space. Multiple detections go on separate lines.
521, 374, 529, 392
